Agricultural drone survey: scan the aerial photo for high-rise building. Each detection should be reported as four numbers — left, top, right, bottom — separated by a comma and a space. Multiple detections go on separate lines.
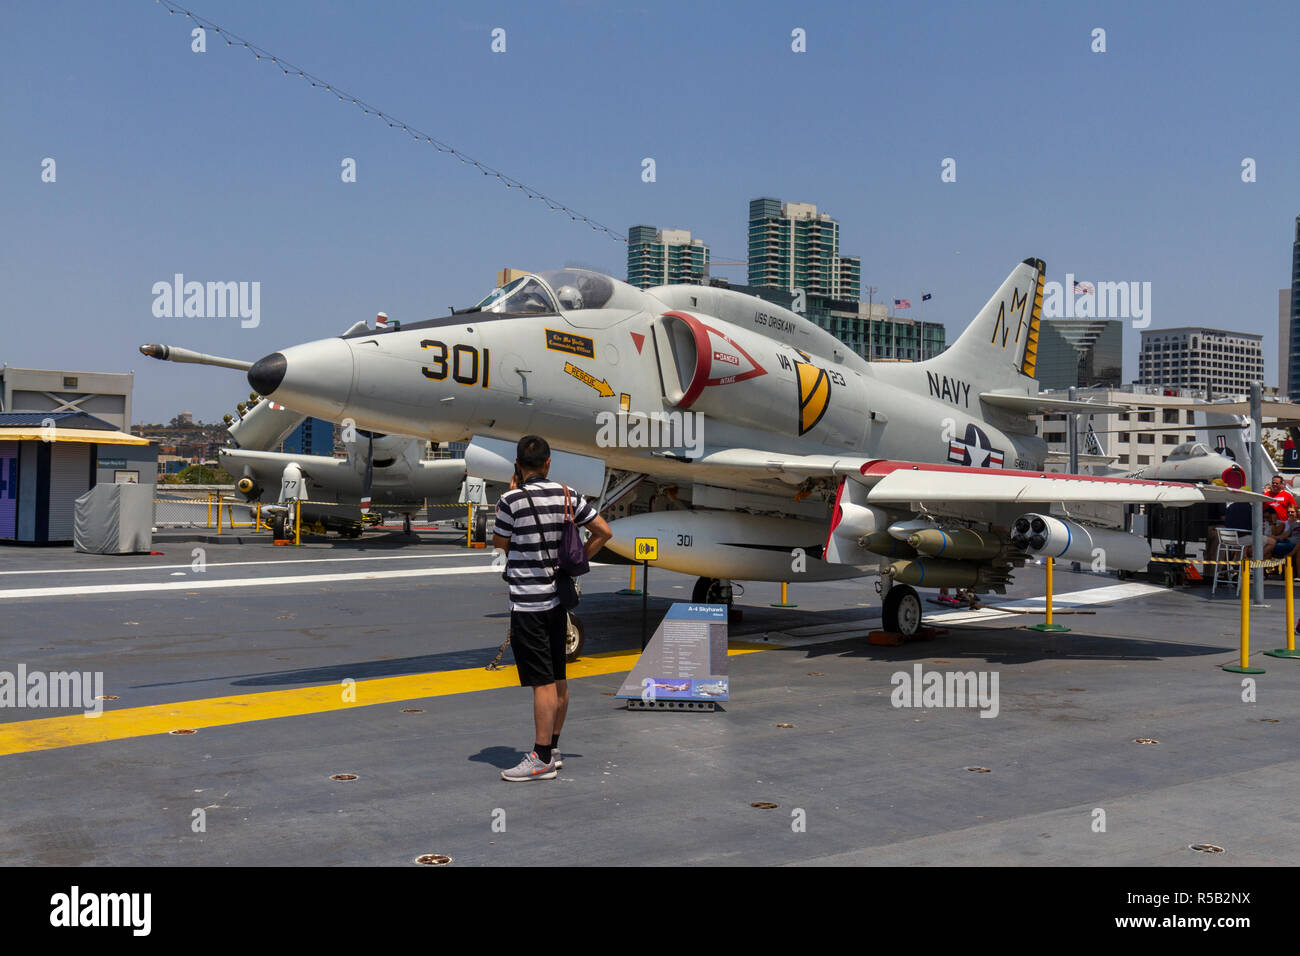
1137, 327, 1263, 395
282, 418, 335, 456
1281, 289, 1291, 399
1286, 215, 1300, 398
1034, 320, 1123, 389
626, 226, 710, 288
747, 198, 861, 301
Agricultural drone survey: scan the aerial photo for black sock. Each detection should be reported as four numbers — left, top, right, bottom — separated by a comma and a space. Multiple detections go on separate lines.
550, 734, 560, 748
535, 743, 553, 763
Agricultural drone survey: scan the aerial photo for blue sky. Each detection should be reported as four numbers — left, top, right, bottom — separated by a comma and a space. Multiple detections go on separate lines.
3, 0, 1298, 423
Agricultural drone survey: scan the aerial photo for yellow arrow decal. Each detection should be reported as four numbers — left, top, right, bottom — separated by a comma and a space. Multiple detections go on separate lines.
564, 362, 615, 398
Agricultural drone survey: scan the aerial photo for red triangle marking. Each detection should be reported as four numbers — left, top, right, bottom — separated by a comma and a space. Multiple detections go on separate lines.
630, 331, 645, 354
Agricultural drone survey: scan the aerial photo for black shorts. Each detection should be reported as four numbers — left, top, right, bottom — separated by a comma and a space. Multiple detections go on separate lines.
510, 605, 568, 687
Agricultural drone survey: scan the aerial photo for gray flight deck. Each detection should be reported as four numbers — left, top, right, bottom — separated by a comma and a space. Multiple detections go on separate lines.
1, 530, 1297, 867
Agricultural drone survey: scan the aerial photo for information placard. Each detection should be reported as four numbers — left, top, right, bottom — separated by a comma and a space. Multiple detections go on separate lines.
617, 602, 729, 703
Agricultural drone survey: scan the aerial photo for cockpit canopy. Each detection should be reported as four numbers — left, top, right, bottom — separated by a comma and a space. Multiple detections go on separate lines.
1169, 442, 1211, 458
473, 269, 617, 314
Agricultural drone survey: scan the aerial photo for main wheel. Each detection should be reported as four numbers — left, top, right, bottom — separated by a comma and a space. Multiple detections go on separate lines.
271, 514, 287, 539
691, 577, 742, 622
882, 584, 923, 636
692, 576, 723, 603
565, 612, 585, 662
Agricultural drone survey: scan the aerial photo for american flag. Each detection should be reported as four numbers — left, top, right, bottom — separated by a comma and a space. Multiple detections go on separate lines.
1073, 281, 1094, 294
921, 293, 932, 301
894, 298, 911, 309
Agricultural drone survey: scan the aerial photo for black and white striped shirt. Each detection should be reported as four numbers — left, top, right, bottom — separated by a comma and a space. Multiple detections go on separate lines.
495, 477, 598, 612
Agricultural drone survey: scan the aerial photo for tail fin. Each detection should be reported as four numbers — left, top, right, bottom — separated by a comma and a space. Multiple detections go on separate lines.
921, 257, 1045, 389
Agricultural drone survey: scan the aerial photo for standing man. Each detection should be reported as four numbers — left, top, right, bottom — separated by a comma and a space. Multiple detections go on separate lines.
492, 435, 612, 782
1265, 474, 1296, 522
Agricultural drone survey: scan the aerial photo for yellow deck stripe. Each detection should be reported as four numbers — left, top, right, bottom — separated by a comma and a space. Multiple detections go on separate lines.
0, 642, 777, 757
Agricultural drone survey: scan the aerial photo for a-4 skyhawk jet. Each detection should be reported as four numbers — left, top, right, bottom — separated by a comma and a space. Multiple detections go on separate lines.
244, 259, 1255, 635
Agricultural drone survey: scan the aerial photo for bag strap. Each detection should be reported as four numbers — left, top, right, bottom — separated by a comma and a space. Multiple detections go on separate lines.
519, 482, 556, 565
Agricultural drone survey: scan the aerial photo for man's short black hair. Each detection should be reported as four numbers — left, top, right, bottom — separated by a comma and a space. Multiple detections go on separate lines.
516, 435, 550, 469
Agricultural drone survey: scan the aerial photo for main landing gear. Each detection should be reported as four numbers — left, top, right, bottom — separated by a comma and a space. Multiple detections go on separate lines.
565, 612, 585, 662
880, 581, 922, 637
691, 577, 743, 623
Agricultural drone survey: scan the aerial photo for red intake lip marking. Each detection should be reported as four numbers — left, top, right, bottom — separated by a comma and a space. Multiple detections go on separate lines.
662, 311, 767, 409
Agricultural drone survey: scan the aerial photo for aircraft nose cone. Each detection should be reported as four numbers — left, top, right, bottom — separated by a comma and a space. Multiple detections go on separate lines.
248, 352, 287, 396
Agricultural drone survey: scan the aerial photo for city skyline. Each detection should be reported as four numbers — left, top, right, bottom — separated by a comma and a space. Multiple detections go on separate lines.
3, 1, 1298, 423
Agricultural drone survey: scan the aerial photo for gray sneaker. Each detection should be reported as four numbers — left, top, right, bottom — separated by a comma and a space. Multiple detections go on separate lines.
501, 751, 556, 782
553, 750, 563, 770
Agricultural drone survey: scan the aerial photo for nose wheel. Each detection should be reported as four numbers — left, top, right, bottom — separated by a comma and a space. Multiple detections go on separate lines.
882, 584, 922, 636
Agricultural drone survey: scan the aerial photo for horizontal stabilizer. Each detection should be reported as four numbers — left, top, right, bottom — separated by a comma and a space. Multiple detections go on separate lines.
978, 393, 1126, 415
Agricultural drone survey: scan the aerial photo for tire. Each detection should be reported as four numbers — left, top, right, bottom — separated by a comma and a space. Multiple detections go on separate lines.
565, 612, 585, 662
271, 514, 287, 539
692, 577, 722, 603
882, 584, 923, 636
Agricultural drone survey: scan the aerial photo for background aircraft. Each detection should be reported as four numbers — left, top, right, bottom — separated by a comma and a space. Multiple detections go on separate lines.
140, 341, 469, 537
242, 260, 1255, 634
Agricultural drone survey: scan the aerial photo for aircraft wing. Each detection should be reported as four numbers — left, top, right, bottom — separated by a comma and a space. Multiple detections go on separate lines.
684, 450, 1264, 506
221, 448, 353, 480
856, 460, 1263, 505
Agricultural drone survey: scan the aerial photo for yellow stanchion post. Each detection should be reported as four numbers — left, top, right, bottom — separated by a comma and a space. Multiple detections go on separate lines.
1267, 554, 1300, 659
207, 493, 213, 529
255, 501, 261, 531
770, 580, 798, 607
216, 496, 223, 534
294, 499, 301, 546
466, 503, 472, 548
1225, 557, 1265, 673
617, 563, 642, 596
1029, 556, 1069, 631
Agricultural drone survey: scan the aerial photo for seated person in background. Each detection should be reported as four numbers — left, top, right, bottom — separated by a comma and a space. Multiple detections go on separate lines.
1270, 505, 1300, 562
